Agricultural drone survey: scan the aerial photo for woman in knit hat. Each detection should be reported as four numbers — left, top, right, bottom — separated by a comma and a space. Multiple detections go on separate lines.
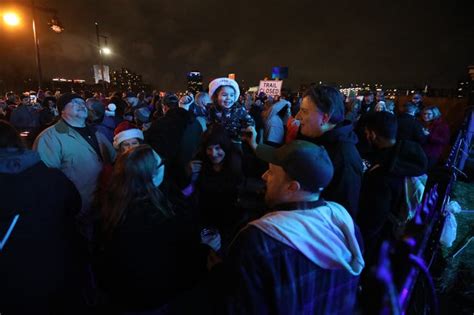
207, 77, 255, 144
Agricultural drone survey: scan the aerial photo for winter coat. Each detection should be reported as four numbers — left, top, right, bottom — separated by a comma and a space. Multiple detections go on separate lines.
422, 118, 450, 167
38, 107, 57, 127
357, 140, 427, 264
397, 113, 427, 144
145, 107, 203, 188
0, 148, 86, 314
95, 198, 207, 312
249, 103, 265, 144
262, 100, 290, 146
94, 115, 120, 144
194, 161, 244, 247
208, 103, 255, 142
33, 119, 116, 221
215, 199, 363, 315
297, 120, 363, 217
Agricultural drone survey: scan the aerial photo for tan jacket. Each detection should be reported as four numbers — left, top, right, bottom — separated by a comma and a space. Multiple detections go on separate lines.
33, 119, 116, 219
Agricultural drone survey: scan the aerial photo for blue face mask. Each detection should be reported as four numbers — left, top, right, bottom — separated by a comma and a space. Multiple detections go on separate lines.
152, 150, 165, 187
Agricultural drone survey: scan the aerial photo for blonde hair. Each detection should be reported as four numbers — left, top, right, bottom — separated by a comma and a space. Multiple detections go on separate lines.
423, 106, 442, 120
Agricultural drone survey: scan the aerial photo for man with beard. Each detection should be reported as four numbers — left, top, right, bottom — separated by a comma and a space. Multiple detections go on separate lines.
219, 140, 364, 314
34, 93, 115, 237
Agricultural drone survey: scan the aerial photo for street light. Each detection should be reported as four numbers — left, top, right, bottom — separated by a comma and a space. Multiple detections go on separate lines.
95, 22, 112, 91
102, 47, 111, 55
3, 12, 20, 26
1, 2, 64, 90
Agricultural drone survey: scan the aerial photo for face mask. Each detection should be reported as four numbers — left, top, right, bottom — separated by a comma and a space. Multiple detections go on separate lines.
152, 150, 165, 187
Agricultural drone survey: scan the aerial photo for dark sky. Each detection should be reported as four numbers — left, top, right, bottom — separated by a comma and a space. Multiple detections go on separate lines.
1, 0, 473, 91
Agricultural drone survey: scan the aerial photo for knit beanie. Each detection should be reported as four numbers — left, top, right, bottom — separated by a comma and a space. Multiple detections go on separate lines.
57, 93, 84, 113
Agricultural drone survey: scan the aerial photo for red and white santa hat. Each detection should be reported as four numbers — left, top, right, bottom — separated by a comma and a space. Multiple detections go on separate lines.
113, 121, 144, 149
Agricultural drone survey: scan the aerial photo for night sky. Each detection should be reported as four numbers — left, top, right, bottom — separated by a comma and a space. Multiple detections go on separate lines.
1, 0, 473, 91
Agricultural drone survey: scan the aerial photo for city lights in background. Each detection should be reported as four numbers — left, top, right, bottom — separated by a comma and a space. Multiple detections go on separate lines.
3, 12, 20, 26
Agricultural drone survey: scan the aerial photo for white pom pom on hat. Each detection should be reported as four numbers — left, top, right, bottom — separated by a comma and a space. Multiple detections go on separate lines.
107, 103, 117, 111
105, 103, 117, 117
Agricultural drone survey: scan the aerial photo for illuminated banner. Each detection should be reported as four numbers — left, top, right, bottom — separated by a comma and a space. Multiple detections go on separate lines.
93, 65, 110, 83
258, 80, 283, 97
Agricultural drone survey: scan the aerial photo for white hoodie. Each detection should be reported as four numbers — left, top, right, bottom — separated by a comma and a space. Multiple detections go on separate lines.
249, 201, 365, 276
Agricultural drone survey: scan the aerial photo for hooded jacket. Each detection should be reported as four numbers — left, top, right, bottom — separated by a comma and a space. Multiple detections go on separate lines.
297, 120, 363, 217
357, 140, 427, 260
397, 113, 427, 144
0, 148, 85, 314
222, 199, 364, 315
262, 100, 290, 146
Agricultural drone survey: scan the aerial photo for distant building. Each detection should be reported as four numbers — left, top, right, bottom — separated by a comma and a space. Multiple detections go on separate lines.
187, 71, 203, 94
51, 77, 87, 93
457, 79, 471, 98
110, 68, 147, 92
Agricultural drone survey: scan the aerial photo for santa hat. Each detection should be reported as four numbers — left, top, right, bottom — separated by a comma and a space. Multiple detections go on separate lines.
208, 77, 240, 100
113, 121, 144, 149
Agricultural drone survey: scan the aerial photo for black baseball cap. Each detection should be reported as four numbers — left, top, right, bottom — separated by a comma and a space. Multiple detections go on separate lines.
256, 140, 334, 192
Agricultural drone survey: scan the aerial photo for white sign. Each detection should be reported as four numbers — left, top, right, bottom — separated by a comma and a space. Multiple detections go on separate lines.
93, 65, 110, 83
258, 80, 283, 97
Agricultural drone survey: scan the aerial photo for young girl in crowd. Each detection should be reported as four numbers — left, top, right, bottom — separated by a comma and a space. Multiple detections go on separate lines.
207, 77, 255, 144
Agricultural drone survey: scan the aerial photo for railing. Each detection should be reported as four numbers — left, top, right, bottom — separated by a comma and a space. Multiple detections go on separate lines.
377, 105, 474, 315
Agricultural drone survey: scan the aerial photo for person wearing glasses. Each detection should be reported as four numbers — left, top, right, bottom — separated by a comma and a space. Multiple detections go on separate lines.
33, 93, 116, 238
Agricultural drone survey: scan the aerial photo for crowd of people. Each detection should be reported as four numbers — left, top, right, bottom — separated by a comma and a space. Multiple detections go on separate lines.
0, 80, 452, 314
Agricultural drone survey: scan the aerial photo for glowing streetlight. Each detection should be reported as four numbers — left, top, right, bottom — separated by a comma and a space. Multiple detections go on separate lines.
3, 12, 20, 26
102, 47, 111, 55
2, 4, 64, 90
